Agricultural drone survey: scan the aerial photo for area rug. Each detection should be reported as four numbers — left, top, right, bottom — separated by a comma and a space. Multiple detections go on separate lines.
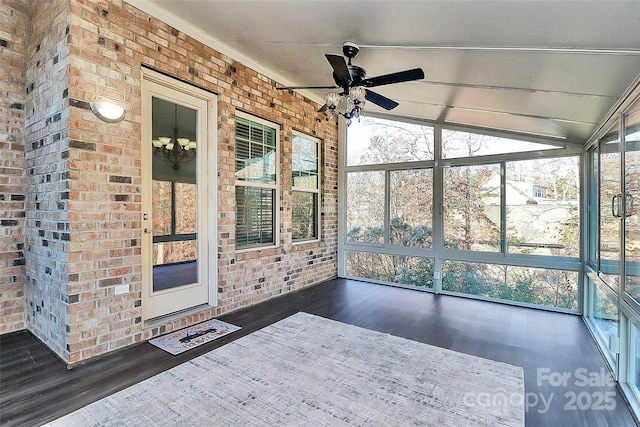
148, 318, 241, 355
45, 312, 524, 426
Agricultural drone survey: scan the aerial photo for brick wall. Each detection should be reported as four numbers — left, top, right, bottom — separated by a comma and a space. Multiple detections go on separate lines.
23, 0, 72, 358
0, 0, 28, 335
9, 0, 338, 365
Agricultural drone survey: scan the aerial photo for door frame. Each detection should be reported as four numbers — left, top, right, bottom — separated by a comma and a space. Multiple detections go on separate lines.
141, 68, 218, 321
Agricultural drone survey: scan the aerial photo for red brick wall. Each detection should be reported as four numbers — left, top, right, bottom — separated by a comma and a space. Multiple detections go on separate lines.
12, 0, 338, 364
0, 0, 28, 335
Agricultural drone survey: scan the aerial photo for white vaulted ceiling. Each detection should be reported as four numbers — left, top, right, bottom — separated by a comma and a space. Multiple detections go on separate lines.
129, 0, 640, 144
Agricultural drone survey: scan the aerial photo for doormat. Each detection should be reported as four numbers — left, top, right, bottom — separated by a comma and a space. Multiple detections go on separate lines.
149, 318, 241, 355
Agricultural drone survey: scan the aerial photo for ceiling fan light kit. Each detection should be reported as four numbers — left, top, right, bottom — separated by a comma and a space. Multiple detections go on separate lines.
277, 41, 425, 125
324, 86, 367, 124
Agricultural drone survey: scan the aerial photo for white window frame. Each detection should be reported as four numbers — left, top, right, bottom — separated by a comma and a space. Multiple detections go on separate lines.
292, 131, 321, 244
234, 111, 280, 251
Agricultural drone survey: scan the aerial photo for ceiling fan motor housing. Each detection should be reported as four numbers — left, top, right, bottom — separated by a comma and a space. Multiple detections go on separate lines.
348, 65, 366, 86
343, 41, 360, 60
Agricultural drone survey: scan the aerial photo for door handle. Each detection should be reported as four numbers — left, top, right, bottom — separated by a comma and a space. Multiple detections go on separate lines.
612, 194, 622, 218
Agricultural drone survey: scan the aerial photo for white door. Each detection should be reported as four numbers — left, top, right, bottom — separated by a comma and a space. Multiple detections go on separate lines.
141, 70, 217, 320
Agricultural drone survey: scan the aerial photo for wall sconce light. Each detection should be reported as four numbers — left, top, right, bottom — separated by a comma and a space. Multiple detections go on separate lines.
90, 101, 126, 123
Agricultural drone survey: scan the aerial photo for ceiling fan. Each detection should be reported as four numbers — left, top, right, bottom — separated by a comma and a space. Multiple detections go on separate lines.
276, 41, 425, 124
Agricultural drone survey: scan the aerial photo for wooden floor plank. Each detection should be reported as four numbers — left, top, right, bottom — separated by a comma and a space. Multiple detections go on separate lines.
1, 278, 638, 426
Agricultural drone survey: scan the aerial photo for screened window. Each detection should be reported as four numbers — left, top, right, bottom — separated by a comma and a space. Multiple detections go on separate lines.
235, 114, 279, 248
292, 132, 321, 241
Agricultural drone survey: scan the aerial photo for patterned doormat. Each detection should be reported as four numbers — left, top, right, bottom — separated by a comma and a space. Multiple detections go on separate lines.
149, 318, 241, 355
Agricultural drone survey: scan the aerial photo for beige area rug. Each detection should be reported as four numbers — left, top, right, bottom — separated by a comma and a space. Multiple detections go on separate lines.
45, 312, 524, 426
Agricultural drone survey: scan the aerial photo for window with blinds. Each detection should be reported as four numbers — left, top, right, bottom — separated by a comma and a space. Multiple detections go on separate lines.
292, 132, 321, 241
235, 114, 279, 248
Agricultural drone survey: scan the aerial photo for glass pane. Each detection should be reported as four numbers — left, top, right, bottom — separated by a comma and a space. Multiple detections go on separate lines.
292, 191, 317, 240
235, 186, 274, 247
175, 183, 197, 234
506, 266, 578, 310
506, 157, 580, 257
626, 97, 640, 303
346, 171, 385, 244
151, 98, 198, 180
152, 180, 172, 236
235, 117, 277, 184
600, 118, 621, 292
442, 260, 504, 295
346, 251, 434, 289
589, 278, 619, 367
442, 261, 578, 309
443, 164, 501, 251
389, 169, 433, 248
150, 97, 199, 291
629, 323, 640, 399
442, 129, 559, 159
153, 240, 197, 264
292, 135, 319, 190
346, 116, 434, 166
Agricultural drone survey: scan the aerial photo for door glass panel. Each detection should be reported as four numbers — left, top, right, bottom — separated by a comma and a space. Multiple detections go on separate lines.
625, 98, 640, 302
600, 118, 621, 291
151, 97, 198, 292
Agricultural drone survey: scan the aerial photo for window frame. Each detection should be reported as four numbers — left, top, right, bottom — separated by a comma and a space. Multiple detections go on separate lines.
291, 130, 322, 244
234, 112, 280, 251
339, 112, 584, 313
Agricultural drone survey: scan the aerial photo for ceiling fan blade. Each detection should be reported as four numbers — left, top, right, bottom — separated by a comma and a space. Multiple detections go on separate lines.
325, 54, 351, 84
277, 85, 339, 90
365, 89, 399, 110
361, 68, 425, 88
318, 104, 328, 113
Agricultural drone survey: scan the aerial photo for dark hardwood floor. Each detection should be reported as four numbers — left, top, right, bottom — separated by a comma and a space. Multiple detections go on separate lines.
1, 278, 638, 426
